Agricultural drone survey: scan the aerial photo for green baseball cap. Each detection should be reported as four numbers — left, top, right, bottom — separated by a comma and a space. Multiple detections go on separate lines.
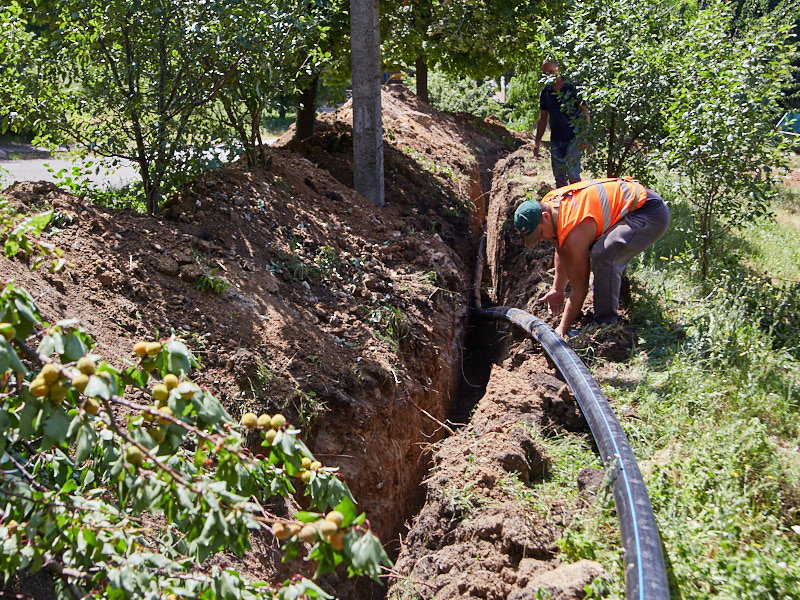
514, 200, 542, 248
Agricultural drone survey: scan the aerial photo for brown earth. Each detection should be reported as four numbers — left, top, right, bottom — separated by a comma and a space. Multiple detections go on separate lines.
1, 86, 639, 600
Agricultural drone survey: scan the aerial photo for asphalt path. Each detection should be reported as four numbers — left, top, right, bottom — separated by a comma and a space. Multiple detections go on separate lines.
0, 155, 140, 189
0, 140, 279, 190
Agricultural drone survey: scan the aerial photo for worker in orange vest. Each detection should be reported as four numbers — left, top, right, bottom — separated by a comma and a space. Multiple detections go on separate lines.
514, 177, 670, 337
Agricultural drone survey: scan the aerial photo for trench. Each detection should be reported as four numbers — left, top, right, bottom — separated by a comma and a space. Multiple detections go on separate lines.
379, 155, 669, 599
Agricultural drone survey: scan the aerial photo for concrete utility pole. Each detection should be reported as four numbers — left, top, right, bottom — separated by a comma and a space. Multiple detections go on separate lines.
349, 0, 385, 207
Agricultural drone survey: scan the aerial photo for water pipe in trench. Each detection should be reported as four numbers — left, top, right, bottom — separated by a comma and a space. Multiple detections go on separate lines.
471, 232, 669, 600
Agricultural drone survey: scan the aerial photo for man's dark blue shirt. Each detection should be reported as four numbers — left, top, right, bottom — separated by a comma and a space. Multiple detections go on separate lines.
539, 82, 583, 143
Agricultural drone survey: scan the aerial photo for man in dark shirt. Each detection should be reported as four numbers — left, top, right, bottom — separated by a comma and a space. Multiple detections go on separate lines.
533, 60, 590, 188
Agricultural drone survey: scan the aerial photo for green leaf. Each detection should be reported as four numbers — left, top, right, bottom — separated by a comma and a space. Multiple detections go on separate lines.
37, 331, 63, 357
19, 400, 40, 439
11, 211, 53, 238
164, 339, 194, 376
293, 511, 322, 523
75, 423, 96, 463
4, 237, 19, 258
347, 530, 391, 581
13, 295, 39, 339
41, 405, 71, 449
334, 496, 358, 527
61, 332, 88, 362
0, 339, 25, 373
83, 375, 111, 400
278, 578, 333, 600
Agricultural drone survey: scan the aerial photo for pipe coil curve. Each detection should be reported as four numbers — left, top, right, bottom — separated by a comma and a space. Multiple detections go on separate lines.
472, 233, 669, 600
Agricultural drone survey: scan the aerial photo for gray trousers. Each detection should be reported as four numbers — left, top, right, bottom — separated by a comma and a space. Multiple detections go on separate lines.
590, 188, 670, 323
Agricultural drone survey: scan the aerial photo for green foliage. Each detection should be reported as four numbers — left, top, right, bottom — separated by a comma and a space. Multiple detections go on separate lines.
11, 0, 254, 213
195, 268, 231, 294
662, 6, 794, 277
426, 71, 508, 120
367, 305, 409, 351
0, 198, 63, 272
578, 189, 800, 599
509, 0, 685, 180
402, 146, 455, 178
210, 0, 341, 169
381, 0, 548, 86
0, 5, 30, 136
89, 182, 148, 213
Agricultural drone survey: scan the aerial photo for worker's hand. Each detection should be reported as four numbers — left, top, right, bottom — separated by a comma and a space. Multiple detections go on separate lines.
554, 325, 568, 338
532, 141, 541, 158
539, 289, 565, 316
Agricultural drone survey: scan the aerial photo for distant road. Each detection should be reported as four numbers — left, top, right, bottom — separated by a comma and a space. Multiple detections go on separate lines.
0, 139, 279, 190
0, 156, 139, 189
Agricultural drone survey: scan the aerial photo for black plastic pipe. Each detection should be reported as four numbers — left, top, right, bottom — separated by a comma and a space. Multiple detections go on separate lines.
471, 233, 669, 600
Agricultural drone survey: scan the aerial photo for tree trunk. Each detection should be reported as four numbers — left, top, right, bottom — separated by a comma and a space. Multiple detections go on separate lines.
350, 0, 384, 207
295, 76, 319, 143
607, 109, 616, 178
415, 55, 428, 103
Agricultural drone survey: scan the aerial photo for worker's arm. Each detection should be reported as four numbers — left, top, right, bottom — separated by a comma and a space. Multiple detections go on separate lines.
539, 250, 567, 314
533, 110, 548, 158
553, 219, 596, 337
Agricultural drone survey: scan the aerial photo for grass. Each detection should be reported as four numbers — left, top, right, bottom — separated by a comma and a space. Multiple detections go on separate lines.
563, 181, 800, 599
497, 424, 604, 521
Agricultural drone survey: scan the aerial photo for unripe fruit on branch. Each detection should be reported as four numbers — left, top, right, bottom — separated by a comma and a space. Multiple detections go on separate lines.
301, 457, 312, 469
270, 414, 286, 429
288, 523, 302, 536
241, 412, 258, 429
125, 446, 144, 465
145, 342, 162, 357
300, 470, 313, 483
30, 378, 49, 397
298, 524, 318, 543
325, 511, 344, 528
76, 357, 96, 375
142, 405, 157, 421
310, 461, 322, 471
40, 364, 60, 385
329, 530, 345, 551
318, 520, 337, 537
133, 341, 148, 357
149, 426, 166, 444
157, 406, 173, 425
257, 414, 271, 428
164, 374, 179, 390
152, 384, 169, 403
0, 323, 15, 341
263, 429, 277, 445
85, 398, 100, 416
140, 357, 157, 371
49, 381, 68, 404
272, 522, 293, 540
73, 373, 90, 393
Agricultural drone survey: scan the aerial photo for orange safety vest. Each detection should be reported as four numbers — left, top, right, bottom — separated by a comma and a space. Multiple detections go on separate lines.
543, 177, 647, 246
